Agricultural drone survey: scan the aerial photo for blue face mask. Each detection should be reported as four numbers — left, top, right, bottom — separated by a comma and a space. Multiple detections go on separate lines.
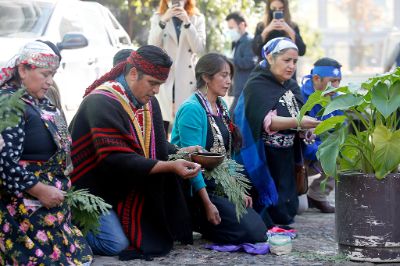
226, 29, 241, 42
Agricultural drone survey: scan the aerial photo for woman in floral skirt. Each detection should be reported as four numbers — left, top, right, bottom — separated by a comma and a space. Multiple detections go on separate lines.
0, 41, 92, 265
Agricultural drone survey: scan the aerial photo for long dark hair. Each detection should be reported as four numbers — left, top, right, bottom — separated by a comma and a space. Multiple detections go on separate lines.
262, 0, 294, 28
195, 53, 234, 89
195, 53, 242, 152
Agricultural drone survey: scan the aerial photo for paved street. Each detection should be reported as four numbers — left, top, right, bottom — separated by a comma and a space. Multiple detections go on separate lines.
92, 195, 373, 266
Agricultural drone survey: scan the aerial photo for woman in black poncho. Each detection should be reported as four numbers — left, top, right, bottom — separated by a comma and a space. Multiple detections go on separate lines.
235, 37, 319, 229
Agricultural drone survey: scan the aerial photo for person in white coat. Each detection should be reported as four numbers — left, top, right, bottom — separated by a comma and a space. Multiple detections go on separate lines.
148, 0, 206, 134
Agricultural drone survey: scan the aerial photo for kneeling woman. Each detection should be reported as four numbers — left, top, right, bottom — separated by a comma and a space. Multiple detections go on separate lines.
171, 53, 266, 244
0, 41, 92, 265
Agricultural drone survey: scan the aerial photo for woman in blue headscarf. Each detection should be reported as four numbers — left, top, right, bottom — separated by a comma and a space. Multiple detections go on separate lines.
234, 37, 319, 228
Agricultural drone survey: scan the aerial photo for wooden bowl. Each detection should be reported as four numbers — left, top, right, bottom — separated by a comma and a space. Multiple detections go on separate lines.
190, 152, 224, 170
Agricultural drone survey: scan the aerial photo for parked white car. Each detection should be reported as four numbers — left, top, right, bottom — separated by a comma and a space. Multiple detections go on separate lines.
0, 0, 134, 122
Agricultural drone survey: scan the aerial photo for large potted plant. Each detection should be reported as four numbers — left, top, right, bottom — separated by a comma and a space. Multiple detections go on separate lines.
300, 67, 400, 262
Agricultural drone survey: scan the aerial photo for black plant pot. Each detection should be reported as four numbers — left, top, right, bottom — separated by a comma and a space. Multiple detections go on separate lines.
336, 173, 400, 262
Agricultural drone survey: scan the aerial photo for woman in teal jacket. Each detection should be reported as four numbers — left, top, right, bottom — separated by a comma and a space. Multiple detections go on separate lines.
171, 53, 266, 244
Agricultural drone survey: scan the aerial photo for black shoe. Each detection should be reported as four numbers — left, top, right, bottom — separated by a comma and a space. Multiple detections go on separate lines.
307, 196, 335, 213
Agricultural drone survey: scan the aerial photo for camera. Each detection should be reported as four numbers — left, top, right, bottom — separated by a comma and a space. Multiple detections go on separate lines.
273, 10, 284, 20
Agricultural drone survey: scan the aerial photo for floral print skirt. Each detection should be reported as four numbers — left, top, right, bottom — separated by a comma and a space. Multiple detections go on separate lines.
0, 156, 93, 265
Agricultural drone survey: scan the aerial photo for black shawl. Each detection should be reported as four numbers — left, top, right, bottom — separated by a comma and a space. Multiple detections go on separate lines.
245, 64, 303, 141
234, 64, 303, 207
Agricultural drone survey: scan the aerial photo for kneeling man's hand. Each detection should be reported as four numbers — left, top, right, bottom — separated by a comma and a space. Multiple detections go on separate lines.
173, 159, 201, 179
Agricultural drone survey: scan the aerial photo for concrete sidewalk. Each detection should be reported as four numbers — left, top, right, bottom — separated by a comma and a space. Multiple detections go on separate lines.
91, 207, 370, 266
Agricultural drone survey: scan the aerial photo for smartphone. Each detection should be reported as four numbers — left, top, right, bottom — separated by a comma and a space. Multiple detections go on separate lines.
171, 0, 183, 7
273, 10, 284, 20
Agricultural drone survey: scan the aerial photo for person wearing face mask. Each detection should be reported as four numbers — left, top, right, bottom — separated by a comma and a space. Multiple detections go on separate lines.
252, 0, 306, 70
300, 57, 343, 214
148, 0, 206, 136
225, 12, 257, 115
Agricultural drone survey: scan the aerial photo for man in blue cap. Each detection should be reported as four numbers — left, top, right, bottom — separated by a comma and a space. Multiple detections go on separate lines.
301, 57, 342, 213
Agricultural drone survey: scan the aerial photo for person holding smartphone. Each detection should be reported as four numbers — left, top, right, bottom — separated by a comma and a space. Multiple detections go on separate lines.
252, 0, 306, 67
148, 0, 206, 136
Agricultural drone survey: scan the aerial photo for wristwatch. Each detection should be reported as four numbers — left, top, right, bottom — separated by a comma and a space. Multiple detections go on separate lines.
159, 20, 166, 29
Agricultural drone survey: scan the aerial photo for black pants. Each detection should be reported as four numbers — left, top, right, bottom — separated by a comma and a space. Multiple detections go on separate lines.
193, 194, 267, 244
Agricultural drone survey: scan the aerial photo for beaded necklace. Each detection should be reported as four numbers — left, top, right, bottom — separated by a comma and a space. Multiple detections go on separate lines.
196, 91, 232, 158
279, 90, 300, 118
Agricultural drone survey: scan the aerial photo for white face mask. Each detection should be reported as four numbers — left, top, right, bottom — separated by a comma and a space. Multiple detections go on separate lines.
226, 29, 241, 42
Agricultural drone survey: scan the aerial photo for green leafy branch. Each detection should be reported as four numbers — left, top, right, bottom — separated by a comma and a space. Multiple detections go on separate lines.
203, 159, 251, 221
169, 152, 251, 221
0, 89, 25, 132
65, 188, 112, 236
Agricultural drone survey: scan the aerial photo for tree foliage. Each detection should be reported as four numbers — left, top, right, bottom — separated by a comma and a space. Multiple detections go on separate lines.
88, 0, 264, 49
197, 0, 258, 52
89, 0, 322, 57
91, 0, 159, 46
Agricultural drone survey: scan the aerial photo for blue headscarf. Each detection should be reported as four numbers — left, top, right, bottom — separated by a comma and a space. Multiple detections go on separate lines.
259, 37, 298, 68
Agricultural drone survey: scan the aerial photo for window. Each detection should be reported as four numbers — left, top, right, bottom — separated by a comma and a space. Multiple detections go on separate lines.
58, 3, 111, 47
0, 0, 53, 37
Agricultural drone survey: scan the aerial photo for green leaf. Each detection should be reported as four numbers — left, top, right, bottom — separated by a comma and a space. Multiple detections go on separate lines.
338, 145, 361, 171
169, 153, 250, 221
298, 90, 328, 122
371, 81, 400, 118
316, 127, 346, 178
371, 126, 400, 179
203, 159, 251, 221
314, 115, 346, 135
347, 83, 362, 94
322, 85, 339, 96
322, 94, 363, 117
66, 188, 112, 236
0, 89, 25, 132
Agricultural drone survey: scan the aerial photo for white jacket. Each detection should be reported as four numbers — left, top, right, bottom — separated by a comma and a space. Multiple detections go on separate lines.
148, 12, 206, 122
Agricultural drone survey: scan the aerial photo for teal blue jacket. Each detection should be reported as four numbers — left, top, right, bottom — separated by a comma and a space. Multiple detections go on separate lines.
171, 93, 229, 192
